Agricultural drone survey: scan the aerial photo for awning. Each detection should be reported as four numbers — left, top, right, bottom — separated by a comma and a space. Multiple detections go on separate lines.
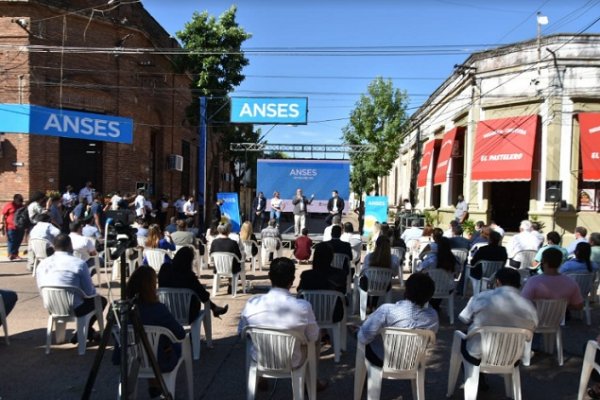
578, 113, 600, 182
417, 139, 437, 188
433, 127, 460, 185
471, 115, 538, 181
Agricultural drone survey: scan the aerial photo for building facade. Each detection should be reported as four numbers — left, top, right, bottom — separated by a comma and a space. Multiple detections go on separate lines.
382, 34, 600, 239
0, 0, 200, 205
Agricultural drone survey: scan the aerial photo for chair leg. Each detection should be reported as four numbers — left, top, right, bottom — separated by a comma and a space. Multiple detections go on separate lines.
446, 331, 463, 397
416, 368, 426, 400
232, 274, 239, 298
247, 364, 258, 400
556, 330, 564, 366
366, 364, 383, 400
578, 341, 597, 400
291, 368, 305, 400
586, 300, 591, 326
448, 295, 454, 325
77, 317, 88, 355
46, 317, 54, 354
522, 340, 532, 366
503, 373, 513, 398
332, 326, 341, 363
55, 320, 67, 344
203, 303, 213, 348
191, 321, 201, 360
341, 315, 348, 351
463, 363, 480, 400
359, 291, 367, 321
354, 347, 367, 400
212, 274, 219, 297
513, 367, 522, 400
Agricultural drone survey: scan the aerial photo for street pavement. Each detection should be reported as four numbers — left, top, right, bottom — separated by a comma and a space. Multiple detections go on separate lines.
0, 248, 596, 400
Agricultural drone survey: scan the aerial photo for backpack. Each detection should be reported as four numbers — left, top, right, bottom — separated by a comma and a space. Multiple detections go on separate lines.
15, 207, 31, 230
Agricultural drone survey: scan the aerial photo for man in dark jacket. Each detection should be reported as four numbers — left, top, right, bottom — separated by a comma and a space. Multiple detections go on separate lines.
325, 190, 345, 225
251, 192, 267, 231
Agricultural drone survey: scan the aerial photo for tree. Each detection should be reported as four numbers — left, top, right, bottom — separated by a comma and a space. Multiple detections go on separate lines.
176, 6, 256, 208
342, 77, 410, 197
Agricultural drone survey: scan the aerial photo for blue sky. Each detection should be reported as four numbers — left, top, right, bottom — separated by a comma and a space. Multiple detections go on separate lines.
143, 0, 600, 148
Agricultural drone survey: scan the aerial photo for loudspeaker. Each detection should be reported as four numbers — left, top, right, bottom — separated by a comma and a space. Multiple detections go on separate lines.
546, 187, 561, 202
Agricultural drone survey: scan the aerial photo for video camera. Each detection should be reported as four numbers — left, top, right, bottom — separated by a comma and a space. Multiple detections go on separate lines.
104, 210, 137, 259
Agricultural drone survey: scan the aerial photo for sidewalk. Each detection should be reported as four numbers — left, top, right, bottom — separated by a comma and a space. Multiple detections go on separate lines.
0, 251, 594, 399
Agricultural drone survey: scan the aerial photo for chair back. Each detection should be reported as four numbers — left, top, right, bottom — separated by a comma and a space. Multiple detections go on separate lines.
212, 252, 237, 274
157, 288, 198, 326
73, 249, 91, 262
331, 253, 349, 270
144, 248, 167, 272
262, 237, 280, 252
426, 269, 455, 298
300, 290, 345, 325
243, 327, 306, 373
451, 248, 468, 271
30, 238, 51, 258
381, 328, 435, 373
406, 239, 419, 253
475, 260, 505, 280
566, 273, 594, 300
127, 325, 181, 371
469, 326, 533, 370
243, 240, 256, 259
513, 250, 537, 269
391, 247, 406, 262
468, 242, 488, 264
534, 299, 568, 330
350, 240, 362, 263
361, 267, 393, 296
40, 286, 81, 317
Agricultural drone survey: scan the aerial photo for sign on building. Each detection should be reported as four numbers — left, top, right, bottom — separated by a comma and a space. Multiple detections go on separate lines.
230, 97, 308, 124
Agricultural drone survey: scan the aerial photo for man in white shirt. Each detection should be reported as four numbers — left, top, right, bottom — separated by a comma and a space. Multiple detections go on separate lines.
566, 226, 588, 256
454, 194, 468, 223
174, 195, 186, 220
132, 189, 146, 218
62, 185, 78, 209
239, 257, 319, 368
69, 221, 98, 269
401, 220, 423, 242
78, 181, 94, 204
36, 234, 106, 342
183, 196, 197, 217
109, 191, 123, 211
30, 213, 61, 243
323, 215, 342, 242
456, 267, 537, 360
508, 220, 540, 266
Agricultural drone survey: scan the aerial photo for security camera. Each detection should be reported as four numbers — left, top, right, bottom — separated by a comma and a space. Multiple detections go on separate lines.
16, 18, 28, 28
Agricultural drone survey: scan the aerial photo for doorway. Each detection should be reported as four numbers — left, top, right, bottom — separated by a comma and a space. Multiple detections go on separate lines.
59, 138, 103, 193
490, 181, 530, 232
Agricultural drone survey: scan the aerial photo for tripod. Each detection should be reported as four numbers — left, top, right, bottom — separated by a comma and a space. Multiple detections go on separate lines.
82, 241, 172, 400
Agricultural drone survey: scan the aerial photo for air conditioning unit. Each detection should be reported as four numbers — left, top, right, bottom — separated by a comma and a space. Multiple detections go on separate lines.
167, 154, 184, 171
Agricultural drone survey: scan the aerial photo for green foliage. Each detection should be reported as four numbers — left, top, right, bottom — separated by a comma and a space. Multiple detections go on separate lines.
461, 219, 476, 235
342, 77, 410, 197
423, 210, 437, 227
529, 214, 546, 231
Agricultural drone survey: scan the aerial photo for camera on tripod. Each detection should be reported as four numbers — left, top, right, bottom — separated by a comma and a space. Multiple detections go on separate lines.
104, 210, 137, 259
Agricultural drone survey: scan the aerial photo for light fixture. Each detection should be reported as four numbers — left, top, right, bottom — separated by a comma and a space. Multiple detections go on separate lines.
536, 12, 549, 26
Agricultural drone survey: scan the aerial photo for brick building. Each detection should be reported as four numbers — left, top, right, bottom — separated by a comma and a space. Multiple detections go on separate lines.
0, 0, 202, 206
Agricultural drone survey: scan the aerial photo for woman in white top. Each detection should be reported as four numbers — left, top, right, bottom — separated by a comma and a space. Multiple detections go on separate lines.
269, 191, 283, 227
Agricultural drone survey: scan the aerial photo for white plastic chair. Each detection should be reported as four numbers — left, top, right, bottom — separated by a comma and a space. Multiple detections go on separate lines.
426, 268, 456, 324
110, 248, 139, 281
30, 238, 52, 277
391, 247, 406, 284
158, 288, 212, 361
522, 299, 567, 366
354, 328, 436, 400
72, 249, 102, 287
39, 286, 104, 355
356, 267, 393, 320
125, 325, 193, 400
211, 252, 245, 297
451, 248, 468, 274
404, 239, 419, 272
243, 326, 317, 400
577, 340, 600, 400
511, 249, 537, 270
143, 248, 168, 273
300, 290, 347, 363
468, 260, 505, 296
566, 272, 594, 326
261, 237, 281, 266
467, 242, 488, 266
0, 294, 9, 345
447, 326, 533, 400
243, 240, 262, 272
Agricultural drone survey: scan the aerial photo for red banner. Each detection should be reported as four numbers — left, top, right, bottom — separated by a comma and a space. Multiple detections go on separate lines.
434, 128, 460, 185
578, 113, 600, 182
417, 139, 437, 188
471, 115, 538, 181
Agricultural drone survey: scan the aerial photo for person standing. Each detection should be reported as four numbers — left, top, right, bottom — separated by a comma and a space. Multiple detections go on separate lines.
132, 189, 146, 219
183, 196, 197, 218
292, 188, 314, 236
89, 192, 104, 235
212, 198, 224, 224
325, 190, 345, 225
251, 192, 267, 231
174, 194, 186, 220
269, 191, 283, 227
1, 194, 25, 260
454, 194, 468, 223
78, 181, 94, 204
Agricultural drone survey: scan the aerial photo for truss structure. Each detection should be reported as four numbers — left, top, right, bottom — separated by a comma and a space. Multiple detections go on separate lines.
229, 143, 375, 155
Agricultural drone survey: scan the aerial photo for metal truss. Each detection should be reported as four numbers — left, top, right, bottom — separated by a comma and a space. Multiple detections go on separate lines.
230, 143, 375, 154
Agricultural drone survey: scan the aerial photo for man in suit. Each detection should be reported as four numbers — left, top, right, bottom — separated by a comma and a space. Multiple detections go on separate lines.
212, 198, 224, 224
251, 192, 267, 231
210, 223, 243, 294
325, 190, 345, 225
292, 188, 314, 236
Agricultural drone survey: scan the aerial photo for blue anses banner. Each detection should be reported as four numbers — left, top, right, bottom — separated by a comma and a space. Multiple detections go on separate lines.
217, 192, 242, 233
230, 97, 308, 124
0, 104, 133, 144
364, 196, 389, 234
257, 159, 350, 213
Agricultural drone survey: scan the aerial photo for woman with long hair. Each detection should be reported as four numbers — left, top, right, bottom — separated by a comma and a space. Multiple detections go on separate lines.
239, 221, 258, 258
144, 223, 175, 264
560, 242, 599, 274
158, 247, 228, 320
367, 222, 382, 254
126, 266, 185, 398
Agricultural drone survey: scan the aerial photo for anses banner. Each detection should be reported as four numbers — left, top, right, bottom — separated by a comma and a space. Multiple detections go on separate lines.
364, 196, 388, 234
257, 159, 350, 213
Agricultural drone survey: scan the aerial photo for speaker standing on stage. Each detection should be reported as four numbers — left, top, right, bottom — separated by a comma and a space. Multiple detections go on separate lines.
251, 192, 267, 231
212, 198, 224, 224
270, 191, 283, 227
325, 190, 345, 225
292, 188, 314, 236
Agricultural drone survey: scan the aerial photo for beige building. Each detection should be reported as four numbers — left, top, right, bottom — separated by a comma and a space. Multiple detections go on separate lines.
382, 34, 600, 240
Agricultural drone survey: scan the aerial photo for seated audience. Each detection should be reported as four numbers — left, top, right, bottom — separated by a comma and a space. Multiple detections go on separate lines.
165, 217, 177, 234
470, 230, 508, 280
591, 232, 600, 265
401, 220, 423, 243
469, 221, 486, 246
358, 273, 438, 367
294, 227, 313, 262
239, 221, 259, 259
449, 225, 470, 250
170, 219, 196, 247
145, 224, 175, 264
325, 225, 353, 275
559, 242, 599, 274
533, 231, 568, 268
210, 223, 243, 293
508, 220, 539, 268
323, 215, 342, 242
567, 226, 588, 256
0, 289, 17, 327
